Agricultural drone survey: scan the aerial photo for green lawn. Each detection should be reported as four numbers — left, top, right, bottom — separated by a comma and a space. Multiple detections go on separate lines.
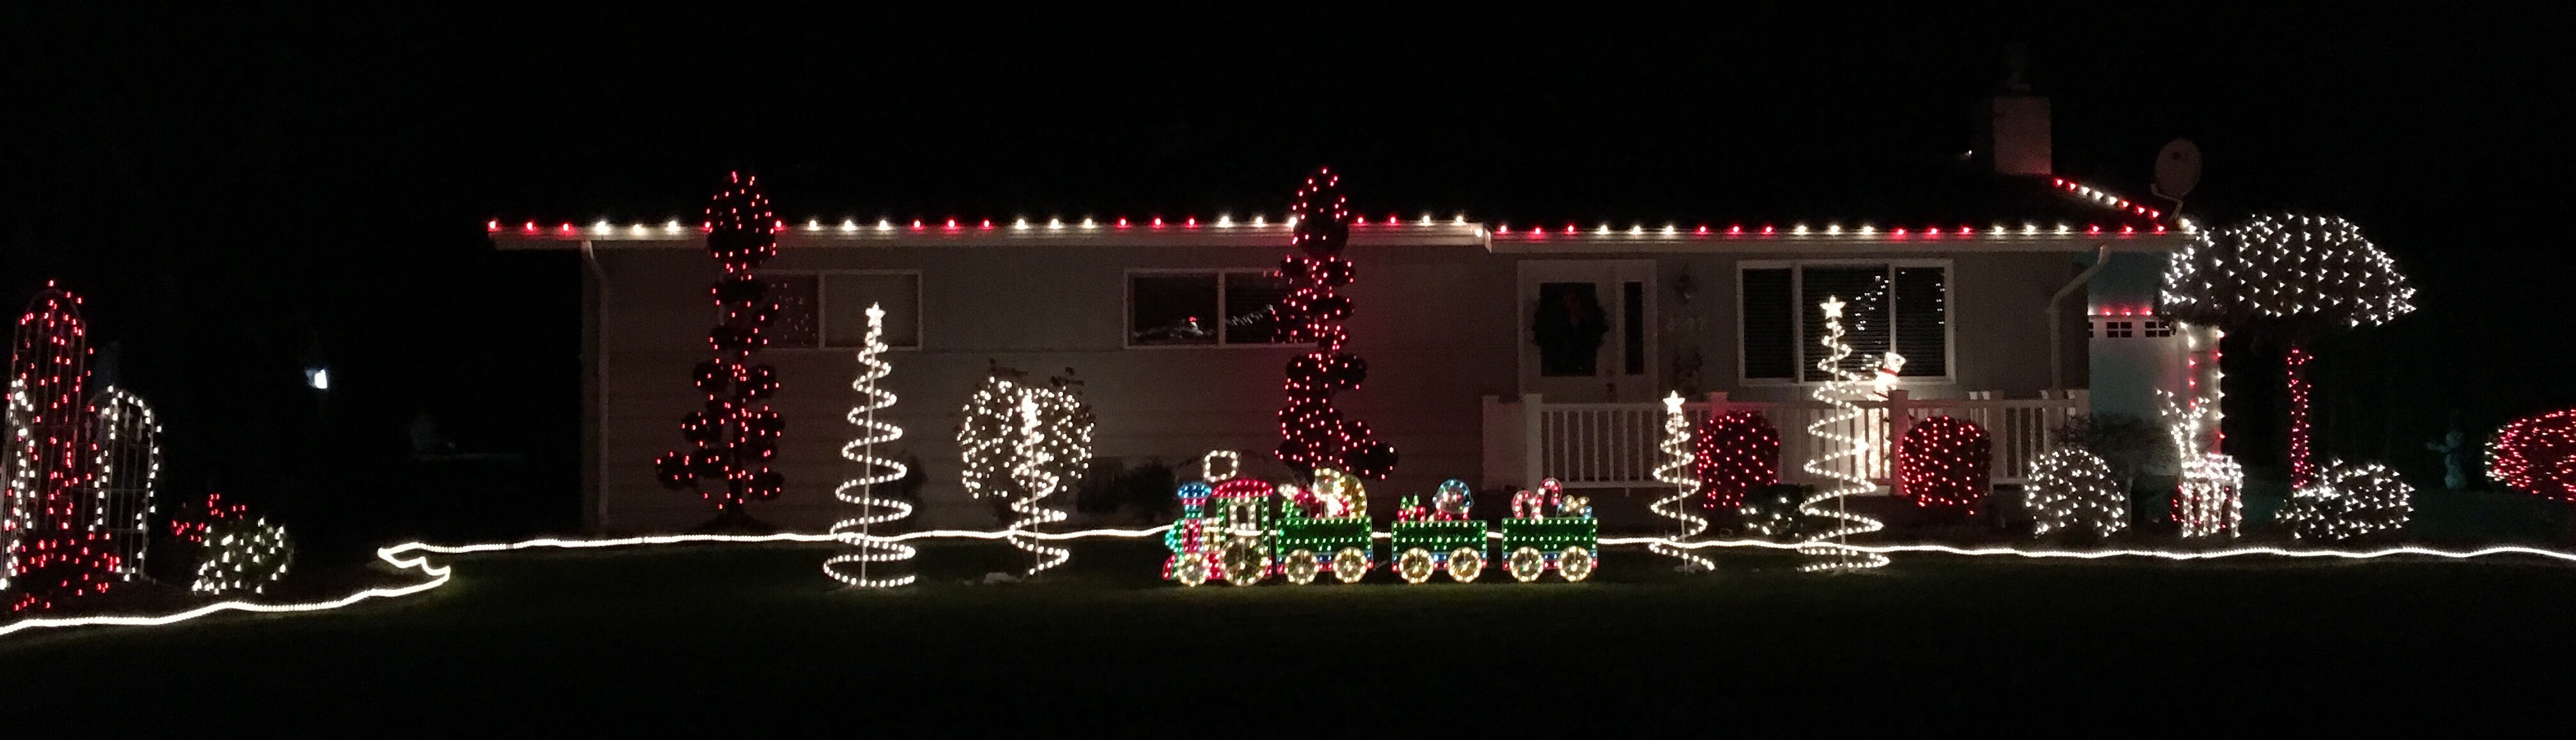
4, 540, 2571, 734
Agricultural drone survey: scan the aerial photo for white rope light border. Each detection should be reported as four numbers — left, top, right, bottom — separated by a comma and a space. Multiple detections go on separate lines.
8, 527, 2576, 640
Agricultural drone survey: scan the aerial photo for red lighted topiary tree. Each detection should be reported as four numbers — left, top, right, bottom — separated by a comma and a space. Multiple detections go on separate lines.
652, 173, 787, 531
1274, 167, 1395, 480
1895, 416, 1992, 515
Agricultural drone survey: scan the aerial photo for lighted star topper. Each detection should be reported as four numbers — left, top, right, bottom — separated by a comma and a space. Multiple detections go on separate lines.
1821, 296, 1846, 319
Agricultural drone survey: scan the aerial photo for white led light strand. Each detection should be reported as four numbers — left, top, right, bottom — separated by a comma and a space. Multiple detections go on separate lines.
1797, 297, 1889, 571
13, 526, 2576, 640
824, 304, 916, 587
1650, 392, 1715, 572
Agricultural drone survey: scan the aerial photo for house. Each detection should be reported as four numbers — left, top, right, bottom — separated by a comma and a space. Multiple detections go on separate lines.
493, 88, 2202, 534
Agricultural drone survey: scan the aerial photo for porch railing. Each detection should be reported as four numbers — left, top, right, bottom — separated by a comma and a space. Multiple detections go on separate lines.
1480, 389, 2089, 490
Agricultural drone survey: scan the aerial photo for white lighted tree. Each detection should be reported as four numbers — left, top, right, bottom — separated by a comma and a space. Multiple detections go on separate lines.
956, 365, 1092, 578
1798, 297, 1889, 571
2026, 446, 2126, 538
1649, 392, 1714, 571
2161, 214, 2414, 489
825, 304, 916, 587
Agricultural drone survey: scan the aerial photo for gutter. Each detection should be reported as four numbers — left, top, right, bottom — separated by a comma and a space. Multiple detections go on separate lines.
2047, 244, 2112, 394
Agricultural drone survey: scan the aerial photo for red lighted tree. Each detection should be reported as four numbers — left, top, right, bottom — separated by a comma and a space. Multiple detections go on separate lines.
2490, 410, 2576, 504
2161, 214, 2414, 488
1695, 411, 1780, 508
1895, 416, 1992, 515
2490, 409, 2576, 542
653, 173, 787, 529
1274, 167, 1396, 479
5, 285, 123, 612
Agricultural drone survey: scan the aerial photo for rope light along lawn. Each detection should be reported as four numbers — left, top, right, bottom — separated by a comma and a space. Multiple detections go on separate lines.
8, 528, 2576, 639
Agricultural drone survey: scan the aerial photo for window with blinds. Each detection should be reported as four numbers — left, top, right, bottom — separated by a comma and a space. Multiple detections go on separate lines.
1739, 262, 1949, 381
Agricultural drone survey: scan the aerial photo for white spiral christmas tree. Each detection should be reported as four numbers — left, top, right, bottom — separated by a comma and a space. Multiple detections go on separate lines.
1798, 296, 1889, 572
1650, 392, 1715, 571
824, 303, 917, 587
1008, 393, 1071, 577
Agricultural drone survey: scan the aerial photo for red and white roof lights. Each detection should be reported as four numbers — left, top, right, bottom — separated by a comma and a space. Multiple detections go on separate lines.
491, 213, 2181, 241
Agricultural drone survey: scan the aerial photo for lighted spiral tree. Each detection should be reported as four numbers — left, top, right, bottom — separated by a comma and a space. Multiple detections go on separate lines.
6, 285, 123, 611
1648, 393, 1715, 571
958, 367, 1093, 577
654, 172, 788, 530
1894, 416, 1992, 516
1797, 296, 1889, 572
2161, 214, 2415, 490
824, 304, 916, 587
1696, 410, 1780, 509
1275, 167, 1397, 481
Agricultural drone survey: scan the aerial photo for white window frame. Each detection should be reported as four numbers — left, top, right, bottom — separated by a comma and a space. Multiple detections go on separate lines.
1736, 259, 1955, 384
1123, 268, 1294, 349
755, 269, 923, 351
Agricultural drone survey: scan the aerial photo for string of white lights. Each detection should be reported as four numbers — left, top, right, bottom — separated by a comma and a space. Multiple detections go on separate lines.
824, 304, 917, 587
1798, 297, 1890, 571
10, 525, 2576, 640
1649, 392, 1715, 572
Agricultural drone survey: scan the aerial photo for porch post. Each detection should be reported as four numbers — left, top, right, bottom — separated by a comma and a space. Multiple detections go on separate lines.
1885, 389, 1913, 485
1522, 393, 1546, 488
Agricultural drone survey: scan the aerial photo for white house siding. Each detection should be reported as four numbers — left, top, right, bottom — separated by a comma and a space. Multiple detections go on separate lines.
578, 239, 2110, 534
585, 242, 1515, 534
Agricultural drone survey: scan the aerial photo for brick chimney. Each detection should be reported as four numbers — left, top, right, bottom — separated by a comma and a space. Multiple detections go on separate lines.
1975, 45, 2051, 176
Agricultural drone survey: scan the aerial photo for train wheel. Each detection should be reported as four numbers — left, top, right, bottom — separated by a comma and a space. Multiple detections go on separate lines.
1446, 547, 1485, 582
1284, 549, 1319, 585
1223, 541, 1268, 587
1175, 552, 1210, 587
1507, 547, 1545, 582
1558, 546, 1595, 582
1397, 548, 1436, 584
1332, 547, 1370, 584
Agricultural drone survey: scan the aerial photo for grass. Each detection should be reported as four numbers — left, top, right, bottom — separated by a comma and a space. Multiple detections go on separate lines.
5, 539, 2573, 734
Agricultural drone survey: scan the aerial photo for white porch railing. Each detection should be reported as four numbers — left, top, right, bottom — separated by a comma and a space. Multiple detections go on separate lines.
1480, 389, 2089, 490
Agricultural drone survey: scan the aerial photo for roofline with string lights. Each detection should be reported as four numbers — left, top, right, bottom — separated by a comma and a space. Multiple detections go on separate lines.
490, 177, 2191, 253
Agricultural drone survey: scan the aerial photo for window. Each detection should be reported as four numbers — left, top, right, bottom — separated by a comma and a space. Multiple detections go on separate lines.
758, 272, 921, 349
2090, 315, 2174, 340
1740, 262, 1948, 381
1128, 270, 1294, 347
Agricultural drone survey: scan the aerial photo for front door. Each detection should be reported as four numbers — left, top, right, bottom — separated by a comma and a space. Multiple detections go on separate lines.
1518, 260, 1657, 402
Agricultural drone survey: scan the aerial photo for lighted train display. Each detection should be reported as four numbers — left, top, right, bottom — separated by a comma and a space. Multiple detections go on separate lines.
1163, 453, 1597, 586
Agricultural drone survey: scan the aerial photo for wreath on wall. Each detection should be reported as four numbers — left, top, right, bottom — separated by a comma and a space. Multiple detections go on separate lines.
1533, 289, 1609, 375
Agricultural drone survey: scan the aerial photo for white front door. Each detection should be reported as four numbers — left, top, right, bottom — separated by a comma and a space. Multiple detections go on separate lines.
1518, 260, 1657, 402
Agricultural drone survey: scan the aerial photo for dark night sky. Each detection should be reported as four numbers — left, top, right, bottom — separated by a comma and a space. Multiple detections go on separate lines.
5, 7, 2570, 549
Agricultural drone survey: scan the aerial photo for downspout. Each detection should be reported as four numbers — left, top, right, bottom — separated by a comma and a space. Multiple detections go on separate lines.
2047, 245, 2112, 394
581, 239, 610, 533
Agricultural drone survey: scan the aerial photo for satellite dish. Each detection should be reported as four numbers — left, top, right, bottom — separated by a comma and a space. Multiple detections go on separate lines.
2153, 139, 2202, 200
